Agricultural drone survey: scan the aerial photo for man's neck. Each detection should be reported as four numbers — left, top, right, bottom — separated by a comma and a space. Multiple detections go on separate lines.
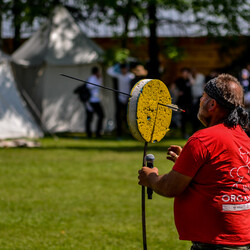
207, 109, 227, 127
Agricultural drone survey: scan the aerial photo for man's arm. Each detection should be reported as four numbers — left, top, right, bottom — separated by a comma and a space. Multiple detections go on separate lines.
107, 65, 120, 78
138, 168, 192, 198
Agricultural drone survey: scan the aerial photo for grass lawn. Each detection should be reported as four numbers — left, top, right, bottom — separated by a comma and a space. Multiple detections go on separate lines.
0, 135, 191, 249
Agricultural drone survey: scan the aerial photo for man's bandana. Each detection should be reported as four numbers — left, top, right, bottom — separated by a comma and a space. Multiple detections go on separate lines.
204, 78, 235, 110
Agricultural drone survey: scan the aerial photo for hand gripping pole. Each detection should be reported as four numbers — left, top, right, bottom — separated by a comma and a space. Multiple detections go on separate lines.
145, 154, 155, 199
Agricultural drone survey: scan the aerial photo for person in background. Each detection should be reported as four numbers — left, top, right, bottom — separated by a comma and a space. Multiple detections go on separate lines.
168, 81, 182, 129
240, 63, 250, 137
191, 68, 206, 132
130, 63, 148, 88
206, 69, 219, 82
85, 66, 104, 138
107, 63, 134, 139
239, 63, 250, 94
138, 73, 250, 250
175, 67, 193, 139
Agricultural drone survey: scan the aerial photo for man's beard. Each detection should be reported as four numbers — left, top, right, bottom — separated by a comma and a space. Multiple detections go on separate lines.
197, 100, 211, 127
197, 111, 208, 127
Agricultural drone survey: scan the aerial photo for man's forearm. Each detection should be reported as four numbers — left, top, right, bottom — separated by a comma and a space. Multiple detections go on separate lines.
148, 170, 191, 198
148, 173, 175, 198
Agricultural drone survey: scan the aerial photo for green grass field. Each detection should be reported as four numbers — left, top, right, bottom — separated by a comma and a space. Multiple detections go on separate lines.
0, 135, 191, 249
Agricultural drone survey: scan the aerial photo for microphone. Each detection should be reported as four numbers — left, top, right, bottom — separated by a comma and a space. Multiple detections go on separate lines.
145, 154, 155, 199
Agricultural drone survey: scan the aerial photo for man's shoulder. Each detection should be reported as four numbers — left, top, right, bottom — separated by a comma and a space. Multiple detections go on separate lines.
192, 124, 249, 145
191, 124, 228, 141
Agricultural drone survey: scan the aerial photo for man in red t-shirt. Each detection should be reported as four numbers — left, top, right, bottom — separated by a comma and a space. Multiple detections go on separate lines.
138, 74, 250, 249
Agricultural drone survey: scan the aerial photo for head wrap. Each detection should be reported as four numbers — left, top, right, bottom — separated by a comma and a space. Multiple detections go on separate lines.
204, 78, 235, 110
204, 77, 249, 128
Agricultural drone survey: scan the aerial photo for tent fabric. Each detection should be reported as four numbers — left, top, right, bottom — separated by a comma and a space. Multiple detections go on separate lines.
11, 6, 114, 133
0, 51, 10, 60
12, 6, 103, 66
0, 58, 43, 139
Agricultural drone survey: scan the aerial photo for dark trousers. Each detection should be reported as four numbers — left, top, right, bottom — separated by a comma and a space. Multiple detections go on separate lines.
191, 98, 202, 133
85, 102, 104, 137
191, 242, 250, 250
116, 101, 127, 137
180, 107, 192, 138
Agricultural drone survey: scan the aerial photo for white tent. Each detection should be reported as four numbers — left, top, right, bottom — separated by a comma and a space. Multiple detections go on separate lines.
11, 5, 114, 133
0, 51, 43, 139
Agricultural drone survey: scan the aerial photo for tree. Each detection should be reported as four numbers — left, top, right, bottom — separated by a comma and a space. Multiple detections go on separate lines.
2, 0, 249, 74
2, 0, 67, 50
0, 0, 9, 49
147, 1, 159, 78
77, 0, 249, 77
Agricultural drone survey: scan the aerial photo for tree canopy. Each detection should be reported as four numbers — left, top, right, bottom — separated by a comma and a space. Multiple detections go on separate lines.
1, 0, 250, 76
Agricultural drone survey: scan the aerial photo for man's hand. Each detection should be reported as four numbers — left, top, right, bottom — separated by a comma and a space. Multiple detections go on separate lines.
138, 167, 159, 187
167, 145, 182, 163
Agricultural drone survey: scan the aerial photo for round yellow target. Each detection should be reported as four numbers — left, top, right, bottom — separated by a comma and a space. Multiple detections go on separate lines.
127, 79, 172, 143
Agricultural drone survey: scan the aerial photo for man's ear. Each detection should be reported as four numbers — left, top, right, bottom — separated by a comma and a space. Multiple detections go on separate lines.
208, 99, 217, 111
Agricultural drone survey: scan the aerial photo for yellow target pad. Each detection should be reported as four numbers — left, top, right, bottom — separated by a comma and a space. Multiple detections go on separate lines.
127, 79, 172, 143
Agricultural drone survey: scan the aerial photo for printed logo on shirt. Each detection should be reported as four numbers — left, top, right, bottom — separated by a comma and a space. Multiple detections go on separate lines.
221, 147, 250, 211
222, 202, 250, 212
229, 147, 250, 192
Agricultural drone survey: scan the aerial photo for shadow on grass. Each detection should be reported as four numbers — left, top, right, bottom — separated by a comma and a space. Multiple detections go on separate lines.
0, 130, 187, 152
38, 145, 173, 152
36, 134, 187, 152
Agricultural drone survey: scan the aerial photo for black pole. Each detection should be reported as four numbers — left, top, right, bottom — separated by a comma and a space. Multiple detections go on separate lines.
142, 142, 148, 250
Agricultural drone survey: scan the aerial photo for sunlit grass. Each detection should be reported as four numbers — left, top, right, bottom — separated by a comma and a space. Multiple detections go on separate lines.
0, 135, 191, 249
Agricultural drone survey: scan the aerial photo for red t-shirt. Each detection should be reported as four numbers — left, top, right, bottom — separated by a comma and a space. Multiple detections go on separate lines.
173, 124, 250, 245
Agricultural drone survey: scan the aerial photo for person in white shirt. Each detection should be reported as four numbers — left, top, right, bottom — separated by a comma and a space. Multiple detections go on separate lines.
107, 63, 134, 138
239, 63, 250, 94
85, 66, 104, 138
191, 68, 206, 132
